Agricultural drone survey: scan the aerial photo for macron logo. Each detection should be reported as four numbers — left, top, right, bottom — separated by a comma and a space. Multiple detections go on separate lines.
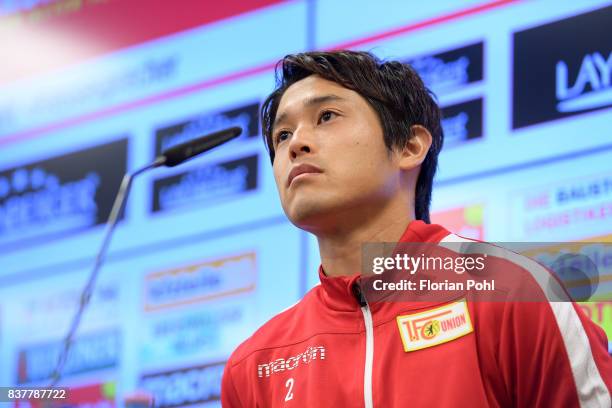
556, 51, 612, 113
257, 346, 325, 378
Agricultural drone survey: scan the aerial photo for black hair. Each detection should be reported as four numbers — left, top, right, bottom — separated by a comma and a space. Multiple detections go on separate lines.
261, 50, 443, 223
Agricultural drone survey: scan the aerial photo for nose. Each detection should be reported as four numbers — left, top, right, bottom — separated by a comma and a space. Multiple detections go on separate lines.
288, 127, 314, 160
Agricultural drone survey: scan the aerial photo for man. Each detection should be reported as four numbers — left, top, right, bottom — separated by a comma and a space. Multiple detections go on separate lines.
221, 51, 612, 407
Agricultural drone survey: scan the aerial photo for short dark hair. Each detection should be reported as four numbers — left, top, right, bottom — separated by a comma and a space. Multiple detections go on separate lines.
261, 50, 443, 223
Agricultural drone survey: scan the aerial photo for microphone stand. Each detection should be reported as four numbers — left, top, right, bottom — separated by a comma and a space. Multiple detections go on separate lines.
48, 126, 241, 386
49, 156, 166, 386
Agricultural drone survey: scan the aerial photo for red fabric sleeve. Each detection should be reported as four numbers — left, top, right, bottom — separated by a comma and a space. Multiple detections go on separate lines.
498, 300, 612, 407
221, 361, 244, 408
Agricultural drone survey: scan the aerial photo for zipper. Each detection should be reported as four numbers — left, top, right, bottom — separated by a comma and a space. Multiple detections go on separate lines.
354, 284, 374, 408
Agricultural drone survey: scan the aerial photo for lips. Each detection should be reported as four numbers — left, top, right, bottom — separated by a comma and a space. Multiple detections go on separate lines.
287, 163, 323, 187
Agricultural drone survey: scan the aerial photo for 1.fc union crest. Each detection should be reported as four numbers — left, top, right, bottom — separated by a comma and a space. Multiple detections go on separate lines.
396, 299, 473, 352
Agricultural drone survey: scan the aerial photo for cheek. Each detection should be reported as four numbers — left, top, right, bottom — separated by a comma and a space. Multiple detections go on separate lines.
353, 140, 387, 171
272, 163, 286, 194
349, 121, 386, 152
342, 142, 395, 188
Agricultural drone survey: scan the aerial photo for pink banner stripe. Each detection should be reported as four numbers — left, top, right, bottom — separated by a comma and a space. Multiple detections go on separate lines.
0, 0, 519, 147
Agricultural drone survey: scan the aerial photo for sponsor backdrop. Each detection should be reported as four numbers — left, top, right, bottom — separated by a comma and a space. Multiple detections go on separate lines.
0, 0, 610, 405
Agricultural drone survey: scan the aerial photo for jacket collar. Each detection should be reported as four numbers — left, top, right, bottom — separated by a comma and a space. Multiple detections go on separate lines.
318, 220, 450, 312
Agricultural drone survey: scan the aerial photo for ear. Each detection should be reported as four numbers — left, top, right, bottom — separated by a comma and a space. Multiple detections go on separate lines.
397, 125, 432, 170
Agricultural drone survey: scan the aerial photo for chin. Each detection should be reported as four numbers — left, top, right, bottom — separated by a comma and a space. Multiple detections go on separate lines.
288, 200, 367, 235
285, 200, 335, 232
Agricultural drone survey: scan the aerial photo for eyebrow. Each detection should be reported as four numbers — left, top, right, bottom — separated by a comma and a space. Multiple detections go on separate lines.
273, 94, 345, 130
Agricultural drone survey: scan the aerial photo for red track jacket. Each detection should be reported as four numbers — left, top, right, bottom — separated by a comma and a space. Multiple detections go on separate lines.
222, 221, 612, 407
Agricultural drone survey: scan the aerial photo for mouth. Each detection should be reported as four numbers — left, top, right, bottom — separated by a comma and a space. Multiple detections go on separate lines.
287, 163, 323, 187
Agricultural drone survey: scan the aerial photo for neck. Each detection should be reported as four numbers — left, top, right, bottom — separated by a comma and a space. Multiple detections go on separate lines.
316, 198, 415, 278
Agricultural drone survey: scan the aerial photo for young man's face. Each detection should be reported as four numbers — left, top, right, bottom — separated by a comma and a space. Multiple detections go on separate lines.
271, 75, 405, 233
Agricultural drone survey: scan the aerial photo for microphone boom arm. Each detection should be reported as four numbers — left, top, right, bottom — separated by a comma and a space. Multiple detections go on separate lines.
50, 126, 241, 385
50, 157, 164, 385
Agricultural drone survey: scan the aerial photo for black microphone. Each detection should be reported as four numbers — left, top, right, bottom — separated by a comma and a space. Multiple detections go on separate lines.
50, 126, 242, 386
158, 126, 242, 167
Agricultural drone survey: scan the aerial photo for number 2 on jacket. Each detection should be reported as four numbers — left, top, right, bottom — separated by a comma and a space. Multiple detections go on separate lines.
285, 378, 294, 402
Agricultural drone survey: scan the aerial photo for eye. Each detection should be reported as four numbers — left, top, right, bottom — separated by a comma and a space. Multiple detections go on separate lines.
318, 110, 337, 123
274, 130, 291, 145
